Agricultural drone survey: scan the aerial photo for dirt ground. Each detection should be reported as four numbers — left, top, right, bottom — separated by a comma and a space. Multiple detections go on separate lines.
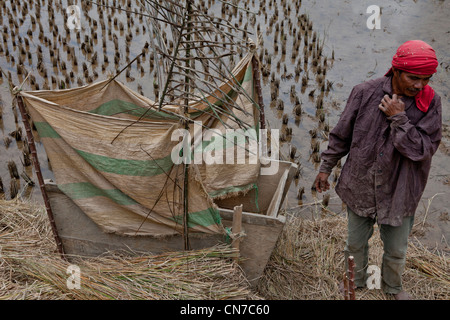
0, 0, 448, 254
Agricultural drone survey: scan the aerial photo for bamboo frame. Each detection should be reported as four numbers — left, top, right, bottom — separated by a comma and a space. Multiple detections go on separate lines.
16, 1, 260, 255
16, 95, 65, 259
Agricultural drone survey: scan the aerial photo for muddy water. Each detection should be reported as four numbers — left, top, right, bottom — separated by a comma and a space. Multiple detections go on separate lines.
0, 0, 448, 251
280, 0, 450, 253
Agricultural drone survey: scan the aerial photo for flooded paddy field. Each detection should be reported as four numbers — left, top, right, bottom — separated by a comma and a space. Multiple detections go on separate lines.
0, 0, 448, 251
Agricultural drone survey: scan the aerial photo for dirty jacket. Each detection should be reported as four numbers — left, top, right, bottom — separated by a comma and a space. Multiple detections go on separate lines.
320, 76, 442, 226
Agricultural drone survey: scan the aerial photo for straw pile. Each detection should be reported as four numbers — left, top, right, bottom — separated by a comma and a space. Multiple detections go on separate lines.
0, 198, 256, 300
0, 198, 448, 300
257, 208, 449, 300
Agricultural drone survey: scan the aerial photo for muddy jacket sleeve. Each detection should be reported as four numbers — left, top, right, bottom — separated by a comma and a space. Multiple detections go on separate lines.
388, 95, 442, 162
319, 86, 363, 173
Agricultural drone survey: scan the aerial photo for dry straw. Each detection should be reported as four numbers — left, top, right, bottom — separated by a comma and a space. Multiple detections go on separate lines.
0, 198, 256, 300
257, 209, 449, 300
0, 198, 448, 300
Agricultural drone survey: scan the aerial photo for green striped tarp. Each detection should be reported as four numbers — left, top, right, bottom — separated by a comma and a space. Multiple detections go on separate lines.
20, 53, 261, 236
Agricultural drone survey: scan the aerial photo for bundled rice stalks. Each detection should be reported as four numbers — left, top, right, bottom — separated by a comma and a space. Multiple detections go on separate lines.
257, 210, 449, 300
0, 198, 256, 300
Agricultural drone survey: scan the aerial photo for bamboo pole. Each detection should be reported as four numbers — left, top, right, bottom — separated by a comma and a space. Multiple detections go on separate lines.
16, 95, 65, 259
251, 54, 270, 160
251, 55, 266, 130
182, 0, 194, 251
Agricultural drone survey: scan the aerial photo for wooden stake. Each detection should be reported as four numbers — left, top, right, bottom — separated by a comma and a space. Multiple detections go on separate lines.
232, 204, 243, 261
343, 272, 349, 300
342, 255, 356, 300
348, 255, 356, 300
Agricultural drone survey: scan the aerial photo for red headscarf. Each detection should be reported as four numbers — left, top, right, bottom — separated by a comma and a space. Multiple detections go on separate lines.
385, 40, 439, 112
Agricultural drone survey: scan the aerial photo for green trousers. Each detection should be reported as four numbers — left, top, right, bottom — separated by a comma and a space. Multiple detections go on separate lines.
344, 208, 414, 294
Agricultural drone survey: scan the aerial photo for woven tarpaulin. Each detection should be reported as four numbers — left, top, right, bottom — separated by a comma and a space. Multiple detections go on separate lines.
19, 53, 261, 236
